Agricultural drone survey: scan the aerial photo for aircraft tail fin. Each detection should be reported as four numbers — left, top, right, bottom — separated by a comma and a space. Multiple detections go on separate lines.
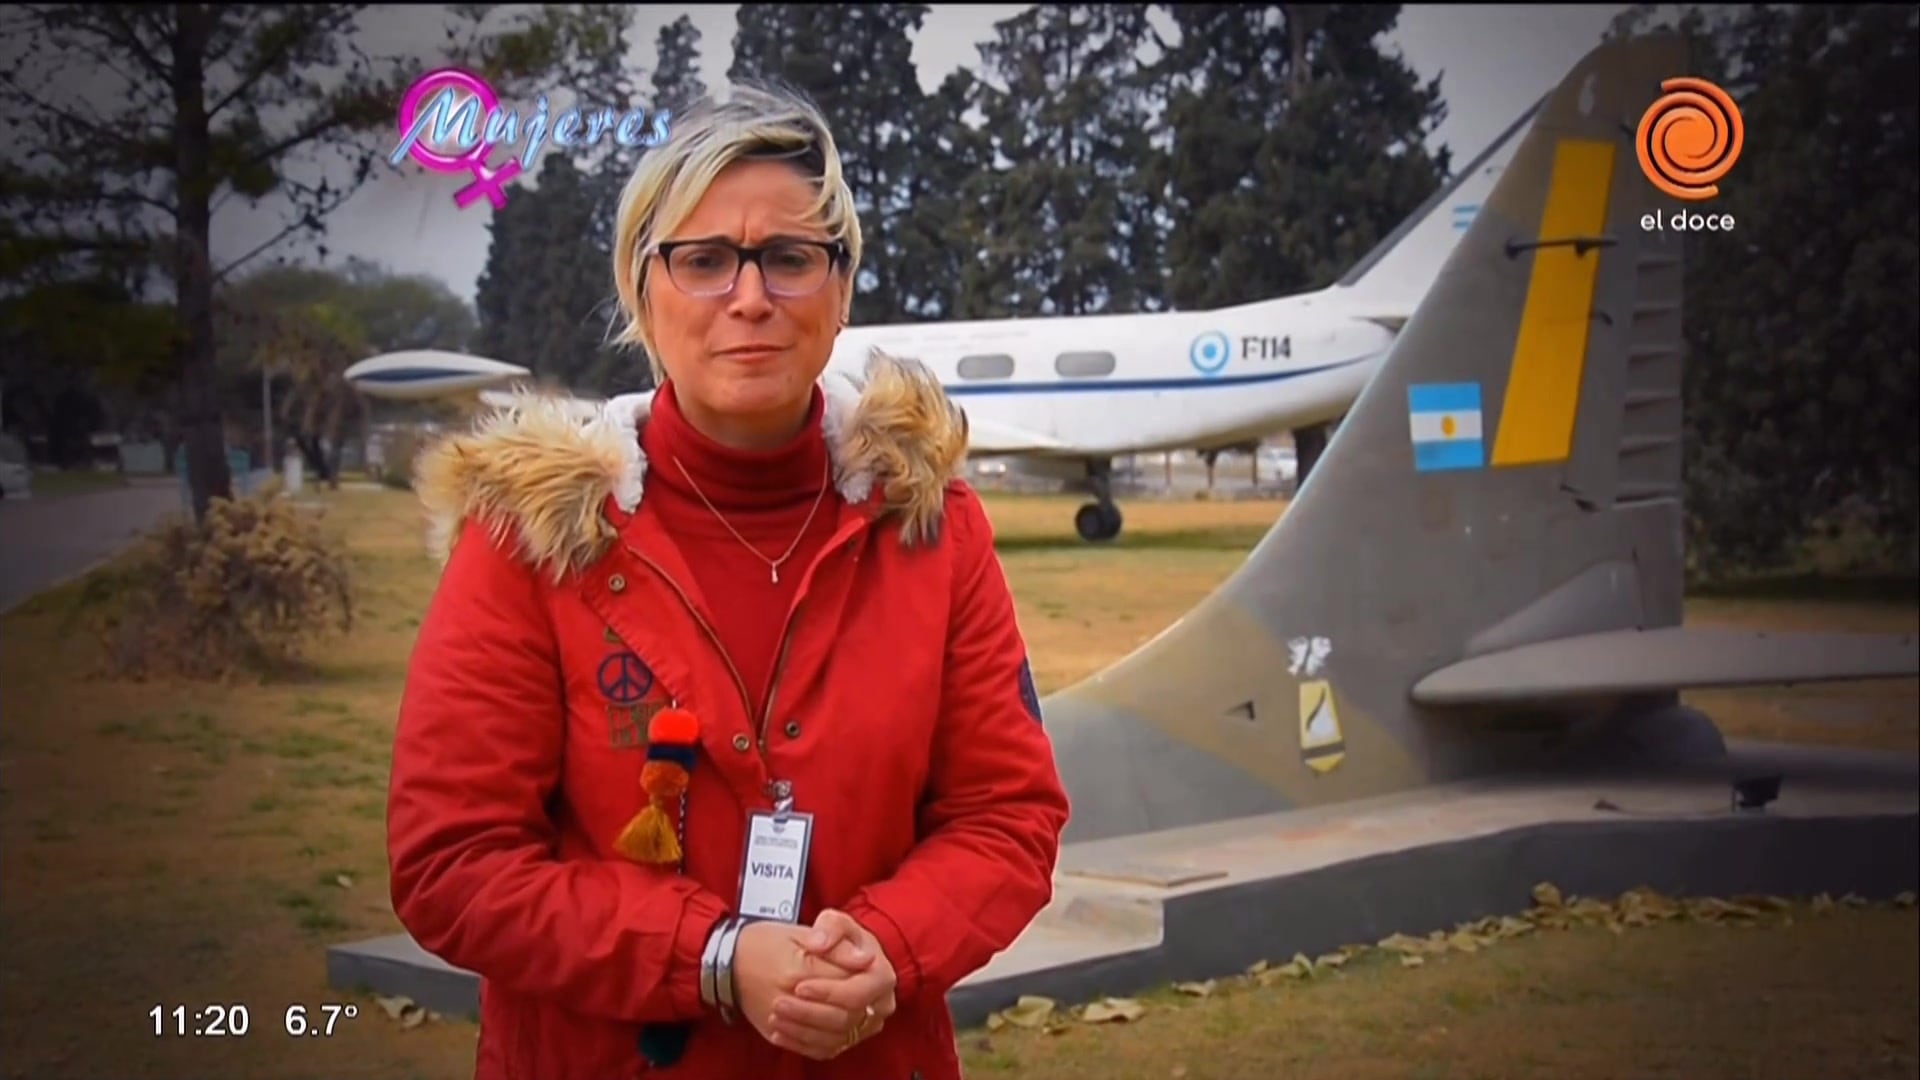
1040, 32, 1910, 845
1331, 92, 1546, 319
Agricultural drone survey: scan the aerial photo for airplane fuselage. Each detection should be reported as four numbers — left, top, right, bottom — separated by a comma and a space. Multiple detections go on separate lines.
826, 287, 1395, 459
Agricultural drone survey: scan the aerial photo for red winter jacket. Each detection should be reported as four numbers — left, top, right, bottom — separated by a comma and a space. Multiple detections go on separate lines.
388, 353, 1071, 1080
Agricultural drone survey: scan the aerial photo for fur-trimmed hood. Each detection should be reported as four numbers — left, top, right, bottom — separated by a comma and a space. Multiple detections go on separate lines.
412, 349, 969, 584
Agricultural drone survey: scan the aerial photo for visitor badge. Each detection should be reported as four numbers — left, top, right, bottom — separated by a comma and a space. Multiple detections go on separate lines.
738, 810, 812, 922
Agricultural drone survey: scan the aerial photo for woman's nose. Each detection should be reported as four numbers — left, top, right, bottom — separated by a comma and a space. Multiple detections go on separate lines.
729, 261, 774, 310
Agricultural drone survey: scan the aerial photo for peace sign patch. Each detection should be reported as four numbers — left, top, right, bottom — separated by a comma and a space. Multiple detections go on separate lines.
598, 650, 655, 705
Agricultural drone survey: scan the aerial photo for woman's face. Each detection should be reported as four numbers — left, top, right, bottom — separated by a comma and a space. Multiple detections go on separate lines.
644, 158, 851, 447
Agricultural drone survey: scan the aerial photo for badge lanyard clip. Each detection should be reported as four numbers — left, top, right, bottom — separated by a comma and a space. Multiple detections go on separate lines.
739, 778, 810, 924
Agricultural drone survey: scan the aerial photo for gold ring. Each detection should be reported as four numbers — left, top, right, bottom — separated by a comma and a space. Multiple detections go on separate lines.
843, 1004, 877, 1051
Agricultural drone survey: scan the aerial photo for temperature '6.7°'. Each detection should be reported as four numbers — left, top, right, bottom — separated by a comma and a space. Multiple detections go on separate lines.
284, 1003, 358, 1038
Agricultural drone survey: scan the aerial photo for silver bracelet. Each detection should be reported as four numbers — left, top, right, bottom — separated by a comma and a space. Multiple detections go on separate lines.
715, 917, 747, 1014
699, 917, 727, 1009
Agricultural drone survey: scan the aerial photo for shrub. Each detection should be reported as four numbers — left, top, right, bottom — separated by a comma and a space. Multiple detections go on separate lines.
78, 481, 355, 680
375, 426, 429, 491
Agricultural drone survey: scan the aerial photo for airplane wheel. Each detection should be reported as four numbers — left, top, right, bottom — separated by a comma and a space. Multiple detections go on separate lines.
1075, 502, 1123, 542
1075, 503, 1111, 543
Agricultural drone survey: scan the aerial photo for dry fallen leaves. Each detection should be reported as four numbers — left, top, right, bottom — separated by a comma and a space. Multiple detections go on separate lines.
977, 884, 1915, 1034
1079, 997, 1147, 1024
985, 994, 1056, 1032
374, 994, 437, 1030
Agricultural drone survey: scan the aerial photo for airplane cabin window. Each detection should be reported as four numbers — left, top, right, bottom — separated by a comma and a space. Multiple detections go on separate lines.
1055, 351, 1117, 378
957, 353, 1016, 380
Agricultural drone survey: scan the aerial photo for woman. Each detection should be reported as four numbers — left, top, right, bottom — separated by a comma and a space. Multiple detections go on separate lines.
387, 80, 1071, 1080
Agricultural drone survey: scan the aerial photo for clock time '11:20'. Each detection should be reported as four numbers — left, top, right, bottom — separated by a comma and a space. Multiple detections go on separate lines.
152, 1004, 251, 1037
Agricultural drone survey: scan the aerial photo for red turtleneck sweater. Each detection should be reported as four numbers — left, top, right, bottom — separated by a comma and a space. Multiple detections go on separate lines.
639, 381, 842, 714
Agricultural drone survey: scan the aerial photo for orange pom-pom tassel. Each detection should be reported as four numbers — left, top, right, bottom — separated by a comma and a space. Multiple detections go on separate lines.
615, 803, 682, 864
616, 709, 702, 867
642, 759, 689, 801
649, 707, 700, 746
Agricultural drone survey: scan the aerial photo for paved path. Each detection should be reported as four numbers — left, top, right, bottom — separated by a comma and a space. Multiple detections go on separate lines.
0, 481, 185, 614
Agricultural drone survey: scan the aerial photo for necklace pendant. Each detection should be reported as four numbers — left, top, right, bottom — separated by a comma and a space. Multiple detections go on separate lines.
771, 566, 779, 585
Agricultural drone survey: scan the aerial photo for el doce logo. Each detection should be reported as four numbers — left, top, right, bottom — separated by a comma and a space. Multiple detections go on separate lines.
1636, 76, 1745, 201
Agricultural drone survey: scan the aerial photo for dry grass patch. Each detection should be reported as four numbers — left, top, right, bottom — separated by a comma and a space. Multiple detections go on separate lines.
0, 487, 474, 1080
960, 895, 1918, 1080
0, 486, 1912, 1080
984, 494, 1283, 692
1685, 581, 1919, 753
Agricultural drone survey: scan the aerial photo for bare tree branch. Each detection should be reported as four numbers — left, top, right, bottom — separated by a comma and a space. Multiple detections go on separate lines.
0, 68, 146, 153
214, 218, 319, 286
10, 176, 177, 218
70, 35, 172, 116
208, 5, 363, 120
92, 5, 174, 83
239, 99, 376, 174
213, 178, 359, 285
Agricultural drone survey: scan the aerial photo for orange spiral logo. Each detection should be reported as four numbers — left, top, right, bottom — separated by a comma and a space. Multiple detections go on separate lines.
1637, 76, 1745, 201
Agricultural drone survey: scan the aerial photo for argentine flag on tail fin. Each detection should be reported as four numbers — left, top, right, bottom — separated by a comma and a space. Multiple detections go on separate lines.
1407, 382, 1486, 472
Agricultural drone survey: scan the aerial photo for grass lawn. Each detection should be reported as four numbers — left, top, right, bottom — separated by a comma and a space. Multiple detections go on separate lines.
963, 897, 1918, 1080
14, 468, 131, 499
0, 487, 1913, 1080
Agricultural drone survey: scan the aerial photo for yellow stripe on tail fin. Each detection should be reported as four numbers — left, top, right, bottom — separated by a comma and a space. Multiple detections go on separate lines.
1491, 138, 1617, 467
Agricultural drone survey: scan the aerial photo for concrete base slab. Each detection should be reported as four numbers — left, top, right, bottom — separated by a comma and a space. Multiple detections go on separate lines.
328, 740, 1919, 1028
327, 928, 483, 1021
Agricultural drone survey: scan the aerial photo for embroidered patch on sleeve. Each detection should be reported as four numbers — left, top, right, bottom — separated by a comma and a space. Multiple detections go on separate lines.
1017, 657, 1043, 724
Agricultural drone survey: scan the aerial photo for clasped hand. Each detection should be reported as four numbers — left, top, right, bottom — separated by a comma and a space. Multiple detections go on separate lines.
733, 909, 897, 1060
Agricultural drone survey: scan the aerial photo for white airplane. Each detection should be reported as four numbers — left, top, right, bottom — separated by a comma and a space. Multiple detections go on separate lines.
351, 96, 1542, 542
834, 95, 1542, 542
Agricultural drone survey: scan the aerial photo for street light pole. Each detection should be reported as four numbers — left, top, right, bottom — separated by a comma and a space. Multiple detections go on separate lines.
262, 362, 273, 478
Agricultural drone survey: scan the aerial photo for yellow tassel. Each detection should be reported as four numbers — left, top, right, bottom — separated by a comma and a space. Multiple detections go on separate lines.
615, 803, 682, 865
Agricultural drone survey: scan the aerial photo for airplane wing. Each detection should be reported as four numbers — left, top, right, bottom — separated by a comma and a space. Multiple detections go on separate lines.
959, 412, 1070, 455
1411, 627, 1920, 707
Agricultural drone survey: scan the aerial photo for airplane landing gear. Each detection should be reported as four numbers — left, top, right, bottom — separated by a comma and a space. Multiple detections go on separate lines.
1075, 459, 1123, 542
1293, 422, 1330, 491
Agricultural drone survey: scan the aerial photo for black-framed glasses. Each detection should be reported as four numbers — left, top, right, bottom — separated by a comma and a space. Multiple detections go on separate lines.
653, 239, 848, 298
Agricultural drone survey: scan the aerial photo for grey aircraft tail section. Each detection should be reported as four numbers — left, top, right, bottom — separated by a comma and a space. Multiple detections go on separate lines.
1041, 31, 1919, 844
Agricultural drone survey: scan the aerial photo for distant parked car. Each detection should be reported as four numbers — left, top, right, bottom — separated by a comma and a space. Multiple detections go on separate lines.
0, 434, 28, 499
0, 462, 28, 499
1258, 446, 1298, 486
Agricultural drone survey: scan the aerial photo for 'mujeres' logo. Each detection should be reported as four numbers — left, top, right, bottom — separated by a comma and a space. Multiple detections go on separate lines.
391, 67, 671, 211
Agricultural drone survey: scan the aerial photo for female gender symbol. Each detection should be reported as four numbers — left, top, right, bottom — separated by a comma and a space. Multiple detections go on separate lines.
396, 67, 524, 210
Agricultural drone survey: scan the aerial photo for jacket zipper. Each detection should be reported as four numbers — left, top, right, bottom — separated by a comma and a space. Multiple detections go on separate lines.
624, 545, 758, 750
758, 613, 801, 754
755, 530, 862, 748
624, 533, 859, 780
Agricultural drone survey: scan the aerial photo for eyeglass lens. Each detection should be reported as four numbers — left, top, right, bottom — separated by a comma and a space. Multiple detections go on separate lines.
666, 242, 834, 297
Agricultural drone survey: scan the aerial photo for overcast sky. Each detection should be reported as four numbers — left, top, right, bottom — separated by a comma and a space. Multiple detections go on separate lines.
208, 3, 1629, 308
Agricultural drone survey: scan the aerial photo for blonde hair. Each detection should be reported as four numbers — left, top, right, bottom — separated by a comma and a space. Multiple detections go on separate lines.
611, 80, 864, 384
